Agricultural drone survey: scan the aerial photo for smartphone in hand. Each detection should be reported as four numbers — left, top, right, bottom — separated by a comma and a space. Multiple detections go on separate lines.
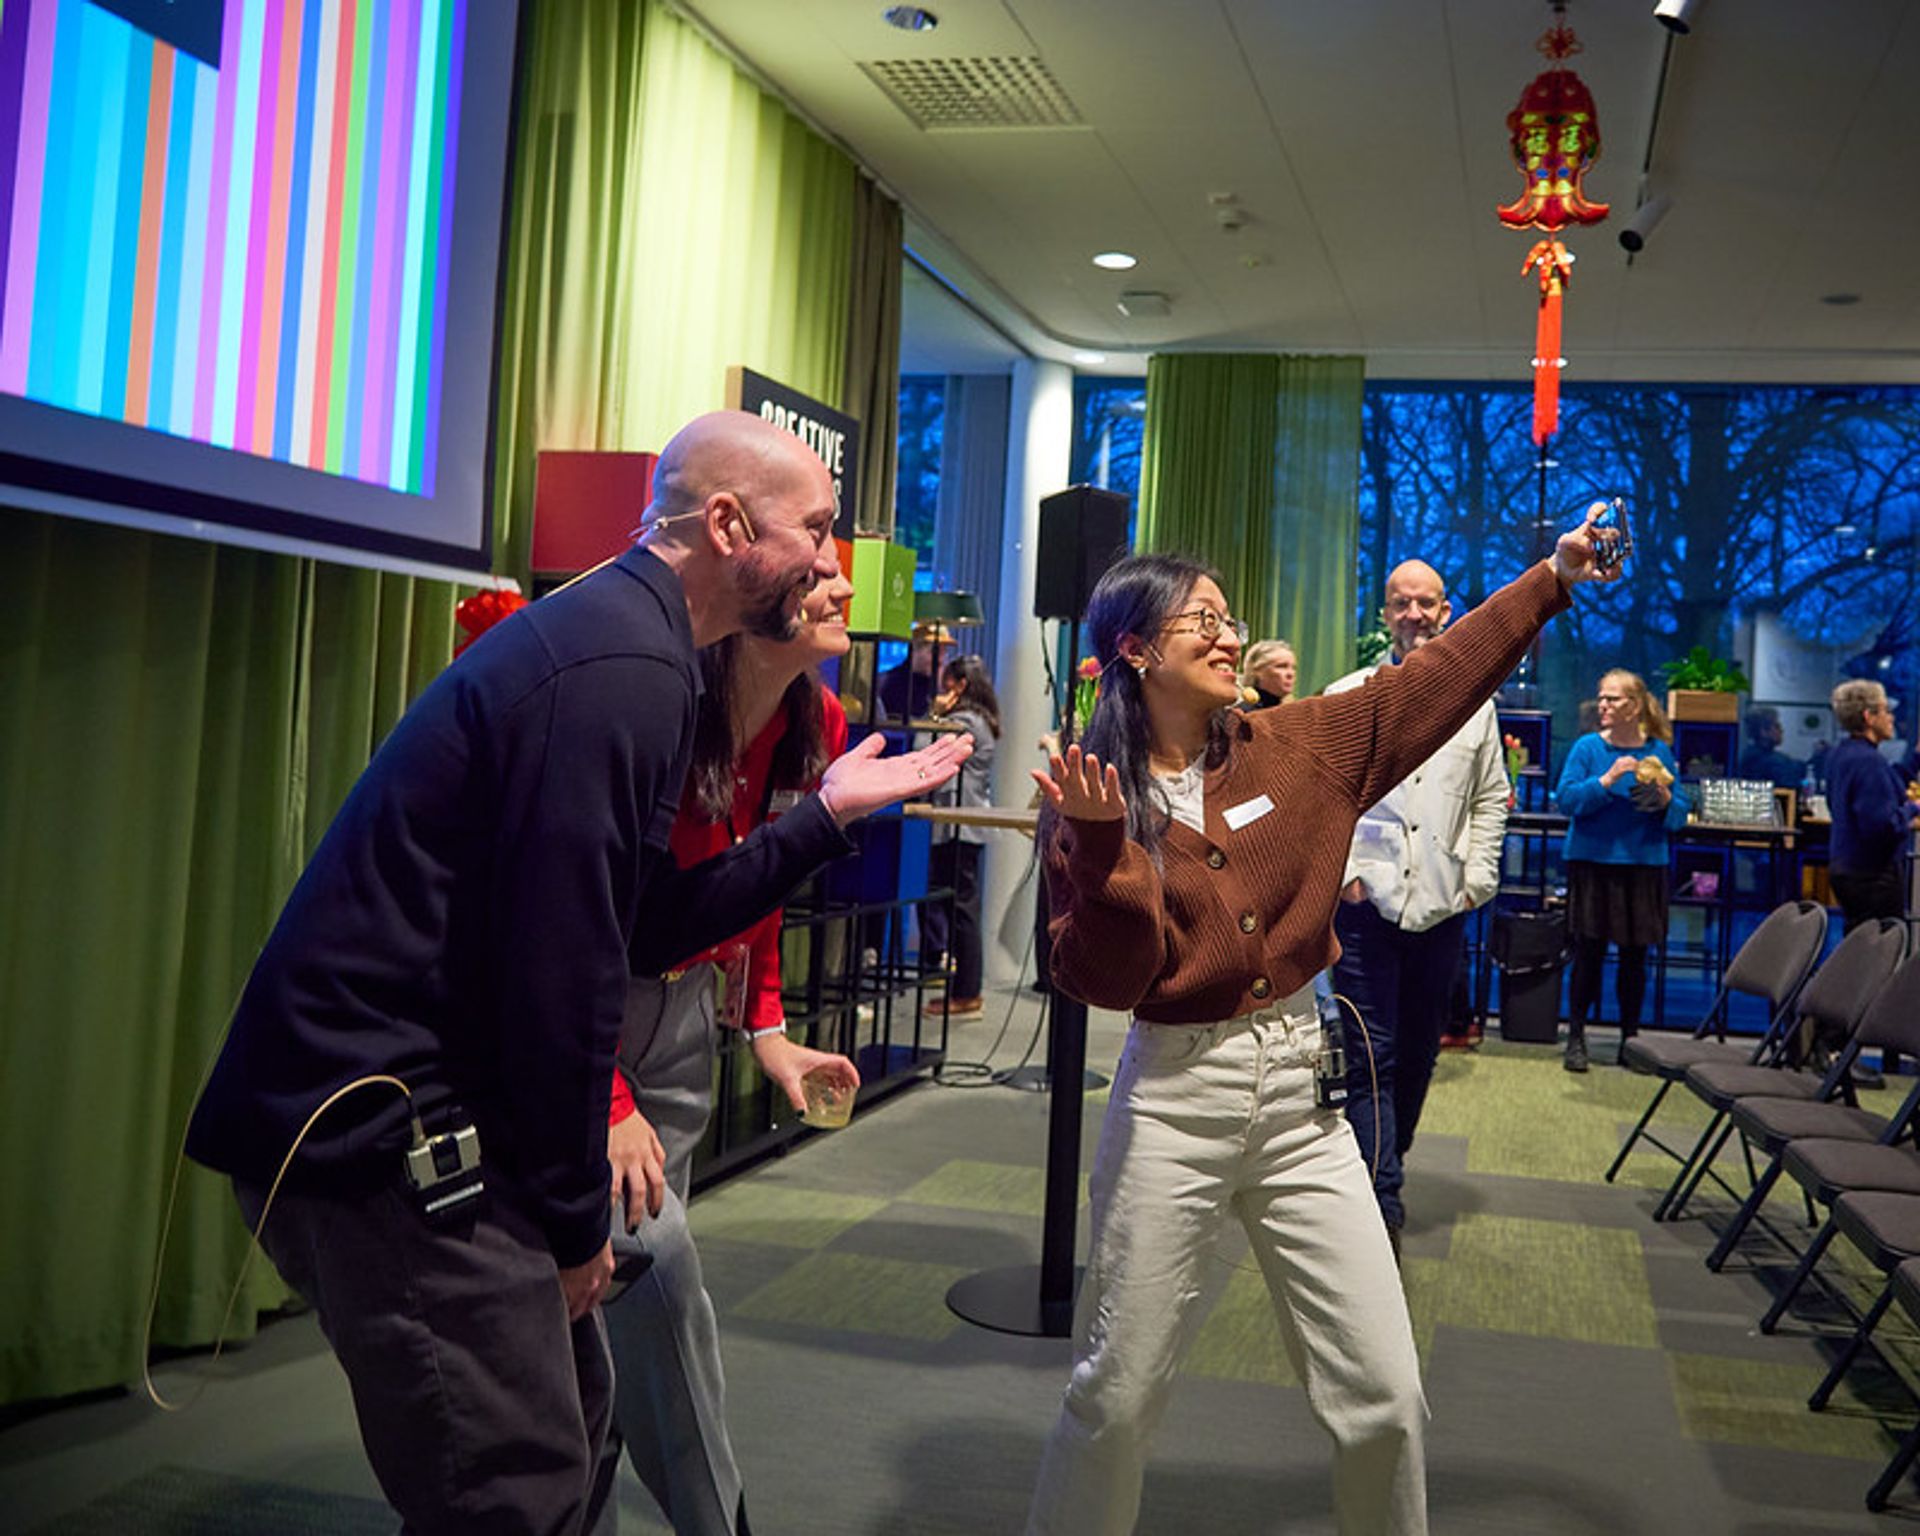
1590, 498, 1632, 573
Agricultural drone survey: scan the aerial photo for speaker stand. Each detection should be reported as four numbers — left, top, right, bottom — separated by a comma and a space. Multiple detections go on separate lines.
995, 990, 1109, 1093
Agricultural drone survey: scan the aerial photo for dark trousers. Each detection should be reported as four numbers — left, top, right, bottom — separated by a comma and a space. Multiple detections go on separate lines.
1834, 865, 1907, 1070
924, 840, 984, 998
1833, 865, 1905, 933
1332, 901, 1467, 1230
239, 1176, 615, 1536
1567, 936, 1650, 1038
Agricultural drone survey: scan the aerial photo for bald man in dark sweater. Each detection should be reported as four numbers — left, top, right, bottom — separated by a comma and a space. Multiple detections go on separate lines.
187, 413, 968, 1536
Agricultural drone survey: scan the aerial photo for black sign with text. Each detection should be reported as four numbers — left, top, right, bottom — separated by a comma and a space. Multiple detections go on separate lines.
727, 367, 861, 538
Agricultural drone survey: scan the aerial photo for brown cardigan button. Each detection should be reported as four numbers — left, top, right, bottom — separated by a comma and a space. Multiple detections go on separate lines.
1239, 912, 1258, 934
1250, 977, 1271, 999
1206, 849, 1225, 869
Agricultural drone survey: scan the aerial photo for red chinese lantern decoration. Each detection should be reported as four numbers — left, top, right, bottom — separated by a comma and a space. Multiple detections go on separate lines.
1496, 11, 1609, 444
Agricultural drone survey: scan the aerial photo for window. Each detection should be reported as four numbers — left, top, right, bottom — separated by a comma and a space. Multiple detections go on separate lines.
893, 375, 944, 556
1360, 382, 1920, 757
1069, 378, 1146, 519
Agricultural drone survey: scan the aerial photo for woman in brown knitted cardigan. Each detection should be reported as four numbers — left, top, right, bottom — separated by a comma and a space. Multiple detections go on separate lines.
1022, 514, 1621, 1536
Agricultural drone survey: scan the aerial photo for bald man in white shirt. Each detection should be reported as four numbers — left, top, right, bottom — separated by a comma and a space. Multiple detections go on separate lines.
1327, 561, 1510, 1252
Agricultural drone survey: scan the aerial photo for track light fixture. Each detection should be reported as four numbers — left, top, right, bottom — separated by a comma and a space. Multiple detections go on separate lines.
1619, 194, 1673, 253
1653, 0, 1702, 34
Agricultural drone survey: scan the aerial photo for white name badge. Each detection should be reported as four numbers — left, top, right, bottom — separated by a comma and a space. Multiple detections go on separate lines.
1222, 794, 1275, 832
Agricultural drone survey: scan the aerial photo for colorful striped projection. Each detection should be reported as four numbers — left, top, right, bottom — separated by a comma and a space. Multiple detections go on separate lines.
0, 0, 468, 496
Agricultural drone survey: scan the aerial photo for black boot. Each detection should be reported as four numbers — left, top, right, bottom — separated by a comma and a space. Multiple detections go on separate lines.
1564, 1024, 1590, 1074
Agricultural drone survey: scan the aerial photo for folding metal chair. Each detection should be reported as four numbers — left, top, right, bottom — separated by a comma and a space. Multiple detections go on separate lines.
1701, 952, 1920, 1272
1605, 900, 1826, 1184
1651, 919, 1906, 1224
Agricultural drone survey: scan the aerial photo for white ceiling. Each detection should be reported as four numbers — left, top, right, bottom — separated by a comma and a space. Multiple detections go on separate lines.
680, 0, 1920, 384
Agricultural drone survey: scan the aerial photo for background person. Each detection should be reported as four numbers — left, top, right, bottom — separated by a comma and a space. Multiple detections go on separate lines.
1239, 637, 1297, 709
1327, 560, 1509, 1255
1739, 705, 1804, 790
877, 619, 947, 721
1827, 679, 1917, 934
1553, 669, 1692, 1074
925, 655, 1001, 1017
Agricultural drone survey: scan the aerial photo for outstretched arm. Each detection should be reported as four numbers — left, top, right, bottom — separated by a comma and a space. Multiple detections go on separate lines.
1301, 506, 1623, 812
630, 733, 973, 972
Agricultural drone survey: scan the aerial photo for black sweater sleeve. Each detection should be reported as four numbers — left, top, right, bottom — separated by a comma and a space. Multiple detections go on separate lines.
627, 796, 855, 974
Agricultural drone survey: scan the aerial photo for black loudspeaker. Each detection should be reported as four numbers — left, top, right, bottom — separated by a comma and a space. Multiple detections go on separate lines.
1490, 909, 1570, 1044
1034, 485, 1130, 621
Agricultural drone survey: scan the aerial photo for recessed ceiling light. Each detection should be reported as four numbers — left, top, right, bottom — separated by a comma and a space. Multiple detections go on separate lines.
1073, 351, 1107, 366
1821, 293, 1862, 306
1091, 251, 1137, 271
881, 5, 938, 30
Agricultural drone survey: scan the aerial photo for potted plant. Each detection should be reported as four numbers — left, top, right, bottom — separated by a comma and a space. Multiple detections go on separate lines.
1660, 645, 1750, 722
1355, 618, 1392, 670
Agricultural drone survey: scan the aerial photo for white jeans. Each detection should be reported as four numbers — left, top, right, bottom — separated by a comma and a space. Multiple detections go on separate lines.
1026, 988, 1428, 1535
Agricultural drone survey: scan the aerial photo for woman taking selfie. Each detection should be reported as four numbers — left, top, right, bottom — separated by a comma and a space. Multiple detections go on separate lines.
1024, 512, 1623, 1536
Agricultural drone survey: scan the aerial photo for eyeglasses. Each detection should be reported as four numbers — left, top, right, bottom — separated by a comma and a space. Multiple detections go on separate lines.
1162, 607, 1249, 646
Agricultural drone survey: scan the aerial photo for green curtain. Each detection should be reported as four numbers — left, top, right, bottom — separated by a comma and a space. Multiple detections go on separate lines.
493, 0, 854, 577
0, 514, 455, 1402
842, 174, 902, 535
0, 0, 864, 1407
1136, 353, 1365, 692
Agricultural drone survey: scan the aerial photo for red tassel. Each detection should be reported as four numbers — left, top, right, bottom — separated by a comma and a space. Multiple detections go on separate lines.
1523, 240, 1573, 445
1533, 284, 1562, 444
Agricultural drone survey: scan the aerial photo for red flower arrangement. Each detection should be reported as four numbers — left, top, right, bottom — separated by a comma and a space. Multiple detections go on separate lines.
453, 587, 528, 658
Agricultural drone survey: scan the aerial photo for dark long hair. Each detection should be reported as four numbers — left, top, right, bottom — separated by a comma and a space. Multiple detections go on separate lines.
690, 635, 830, 821
938, 655, 1001, 738
1044, 552, 1231, 856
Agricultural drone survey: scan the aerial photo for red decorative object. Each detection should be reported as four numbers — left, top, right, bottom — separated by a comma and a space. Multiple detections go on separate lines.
1497, 10, 1610, 446
454, 587, 528, 657
1522, 239, 1575, 444
1495, 22, 1611, 233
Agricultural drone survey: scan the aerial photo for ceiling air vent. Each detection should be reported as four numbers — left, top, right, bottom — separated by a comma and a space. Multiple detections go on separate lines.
860, 56, 1083, 130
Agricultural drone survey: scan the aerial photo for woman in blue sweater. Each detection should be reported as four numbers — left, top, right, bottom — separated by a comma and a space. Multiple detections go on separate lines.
1554, 669, 1692, 1071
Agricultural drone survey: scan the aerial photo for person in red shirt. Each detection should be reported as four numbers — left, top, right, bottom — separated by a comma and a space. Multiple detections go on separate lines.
596, 563, 861, 1536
